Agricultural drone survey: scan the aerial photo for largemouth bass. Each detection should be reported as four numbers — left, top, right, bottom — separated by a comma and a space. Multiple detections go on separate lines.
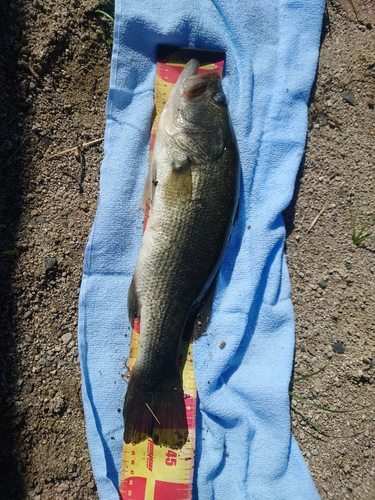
124, 59, 239, 449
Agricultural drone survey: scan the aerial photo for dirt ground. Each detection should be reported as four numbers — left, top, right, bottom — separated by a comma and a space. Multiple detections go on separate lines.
0, 0, 374, 498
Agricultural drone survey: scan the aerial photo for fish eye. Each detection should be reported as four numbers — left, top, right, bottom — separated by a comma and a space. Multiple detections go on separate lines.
212, 91, 226, 105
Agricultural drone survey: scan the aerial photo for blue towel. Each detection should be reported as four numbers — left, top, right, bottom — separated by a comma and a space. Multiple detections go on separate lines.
78, 1, 325, 498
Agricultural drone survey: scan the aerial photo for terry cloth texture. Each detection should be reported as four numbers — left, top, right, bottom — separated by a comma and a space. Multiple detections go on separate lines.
78, 1, 325, 498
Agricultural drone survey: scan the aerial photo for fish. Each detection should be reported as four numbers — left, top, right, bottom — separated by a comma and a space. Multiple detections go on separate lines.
124, 58, 239, 449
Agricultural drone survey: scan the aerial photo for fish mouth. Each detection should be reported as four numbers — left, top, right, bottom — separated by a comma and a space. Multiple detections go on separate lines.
182, 73, 220, 99
178, 59, 219, 99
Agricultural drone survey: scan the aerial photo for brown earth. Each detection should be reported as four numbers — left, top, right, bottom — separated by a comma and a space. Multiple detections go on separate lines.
0, 0, 374, 498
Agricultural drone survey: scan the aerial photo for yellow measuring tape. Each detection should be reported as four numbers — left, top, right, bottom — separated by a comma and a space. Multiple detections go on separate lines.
119, 319, 196, 500
119, 48, 225, 500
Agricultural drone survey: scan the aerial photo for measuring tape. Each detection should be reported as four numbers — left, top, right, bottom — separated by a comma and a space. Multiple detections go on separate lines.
119, 48, 225, 500
119, 318, 196, 500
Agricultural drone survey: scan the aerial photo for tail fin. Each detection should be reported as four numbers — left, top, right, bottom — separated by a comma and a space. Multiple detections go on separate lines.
124, 370, 188, 450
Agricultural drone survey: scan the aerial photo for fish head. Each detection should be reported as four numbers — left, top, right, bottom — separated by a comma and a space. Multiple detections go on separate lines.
160, 59, 232, 164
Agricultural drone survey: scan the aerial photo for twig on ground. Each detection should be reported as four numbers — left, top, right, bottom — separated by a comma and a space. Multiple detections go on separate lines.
307, 202, 329, 233
46, 137, 104, 159
28, 63, 40, 79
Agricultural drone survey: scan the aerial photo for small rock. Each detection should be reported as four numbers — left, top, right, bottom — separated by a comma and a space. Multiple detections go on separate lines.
44, 257, 57, 270
30, 209, 38, 216
56, 482, 69, 493
23, 310, 32, 320
35, 215, 45, 223
219, 342, 226, 349
41, 137, 52, 148
333, 342, 345, 354
318, 279, 328, 289
61, 332, 72, 344
342, 90, 356, 106
50, 395, 65, 414
345, 262, 352, 270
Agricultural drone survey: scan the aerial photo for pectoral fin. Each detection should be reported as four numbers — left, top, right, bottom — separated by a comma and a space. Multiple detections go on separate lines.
165, 157, 193, 201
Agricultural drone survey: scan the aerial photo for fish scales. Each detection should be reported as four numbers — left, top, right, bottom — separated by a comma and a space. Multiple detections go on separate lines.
124, 59, 239, 449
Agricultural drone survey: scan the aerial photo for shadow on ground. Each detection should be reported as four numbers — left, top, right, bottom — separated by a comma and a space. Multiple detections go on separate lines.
0, 1, 28, 497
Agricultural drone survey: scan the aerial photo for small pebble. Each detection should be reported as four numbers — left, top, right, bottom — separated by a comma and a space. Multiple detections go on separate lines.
41, 137, 52, 148
318, 279, 328, 289
342, 90, 356, 105
23, 310, 32, 320
44, 257, 57, 270
61, 332, 72, 344
333, 342, 345, 354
